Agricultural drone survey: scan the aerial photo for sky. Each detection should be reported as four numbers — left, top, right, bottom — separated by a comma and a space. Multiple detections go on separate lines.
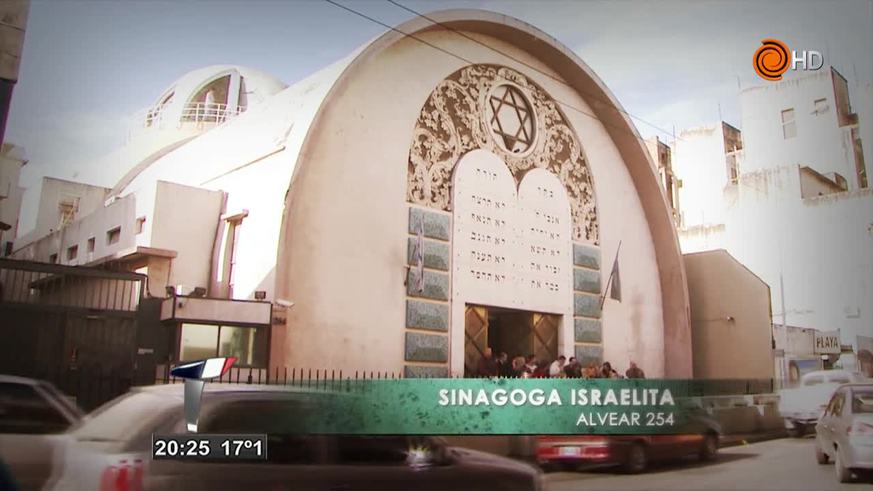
6, 0, 873, 192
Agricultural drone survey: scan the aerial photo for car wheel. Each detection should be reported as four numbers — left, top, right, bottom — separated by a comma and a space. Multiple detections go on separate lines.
623, 443, 647, 474
814, 441, 828, 465
834, 447, 852, 483
700, 433, 718, 462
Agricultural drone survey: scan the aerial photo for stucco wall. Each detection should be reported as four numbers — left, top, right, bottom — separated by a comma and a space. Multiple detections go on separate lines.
684, 250, 774, 380
275, 20, 682, 376
741, 71, 860, 189
150, 181, 224, 293
11, 192, 136, 265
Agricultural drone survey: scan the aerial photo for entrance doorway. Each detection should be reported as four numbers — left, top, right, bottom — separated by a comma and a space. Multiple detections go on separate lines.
463, 304, 560, 377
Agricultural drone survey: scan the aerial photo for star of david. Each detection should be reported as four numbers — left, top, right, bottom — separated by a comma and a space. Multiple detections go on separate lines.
489, 86, 534, 153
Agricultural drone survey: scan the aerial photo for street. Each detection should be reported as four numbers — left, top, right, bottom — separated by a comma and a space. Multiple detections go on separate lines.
544, 437, 873, 491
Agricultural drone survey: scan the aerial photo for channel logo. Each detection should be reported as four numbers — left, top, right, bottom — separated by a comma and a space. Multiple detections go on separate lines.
170, 357, 236, 432
753, 38, 824, 81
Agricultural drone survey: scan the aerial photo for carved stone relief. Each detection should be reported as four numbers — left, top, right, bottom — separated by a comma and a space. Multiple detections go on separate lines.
407, 64, 599, 244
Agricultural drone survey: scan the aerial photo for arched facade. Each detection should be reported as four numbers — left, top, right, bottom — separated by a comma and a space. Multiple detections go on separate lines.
273, 10, 692, 378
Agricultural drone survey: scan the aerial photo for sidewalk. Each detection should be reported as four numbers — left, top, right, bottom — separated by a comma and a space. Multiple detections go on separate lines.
719, 429, 788, 448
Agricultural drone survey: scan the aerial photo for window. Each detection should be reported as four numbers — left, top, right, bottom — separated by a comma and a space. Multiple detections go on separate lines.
0, 382, 72, 434
66, 245, 78, 261
726, 154, 740, 184
179, 323, 267, 367
781, 108, 797, 139
179, 323, 220, 362
831, 391, 845, 417
87, 237, 95, 253
814, 98, 828, 114
218, 325, 267, 367
852, 388, 873, 414
49, 253, 58, 264
135, 216, 146, 235
106, 226, 121, 245
217, 214, 246, 298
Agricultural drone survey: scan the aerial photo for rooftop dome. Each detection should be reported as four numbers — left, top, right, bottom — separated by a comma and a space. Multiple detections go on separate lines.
132, 65, 287, 132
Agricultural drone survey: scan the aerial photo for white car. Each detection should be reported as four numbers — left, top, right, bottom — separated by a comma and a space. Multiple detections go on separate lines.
47, 383, 543, 491
778, 370, 868, 437
0, 375, 84, 491
815, 383, 873, 483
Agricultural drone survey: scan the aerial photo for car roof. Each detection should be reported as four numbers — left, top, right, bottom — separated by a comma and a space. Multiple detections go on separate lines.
0, 374, 41, 385
135, 383, 333, 398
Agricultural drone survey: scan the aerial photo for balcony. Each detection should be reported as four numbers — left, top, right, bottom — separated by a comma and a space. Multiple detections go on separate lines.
128, 102, 247, 139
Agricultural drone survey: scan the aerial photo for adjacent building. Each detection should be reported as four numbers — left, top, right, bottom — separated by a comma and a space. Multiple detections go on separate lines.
674, 67, 872, 378
8, 10, 693, 378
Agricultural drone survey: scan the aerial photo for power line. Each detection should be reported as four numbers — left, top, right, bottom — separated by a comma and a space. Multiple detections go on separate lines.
322, 0, 680, 146
385, 0, 683, 142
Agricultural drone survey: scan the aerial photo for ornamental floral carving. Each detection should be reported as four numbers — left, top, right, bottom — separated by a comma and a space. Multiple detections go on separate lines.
407, 64, 599, 244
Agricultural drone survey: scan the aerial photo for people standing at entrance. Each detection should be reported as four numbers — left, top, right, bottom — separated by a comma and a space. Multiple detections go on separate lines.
548, 355, 567, 377
564, 357, 582, 378
496, 352, 514, 378
520, 355, 537, 378
511, 356, 526, 377
477, 348, 498, 377
625, 361, 645, 379
600, 361, 620, 379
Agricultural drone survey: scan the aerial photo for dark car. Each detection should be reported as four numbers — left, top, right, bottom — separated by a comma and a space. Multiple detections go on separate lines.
0, 375, 84, 491
536, 411, 720, 473
47, 383, 543, 490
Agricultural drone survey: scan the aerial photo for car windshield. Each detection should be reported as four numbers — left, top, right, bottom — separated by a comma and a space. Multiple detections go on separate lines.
73, 391, 179, 441
852, 389, 873, 413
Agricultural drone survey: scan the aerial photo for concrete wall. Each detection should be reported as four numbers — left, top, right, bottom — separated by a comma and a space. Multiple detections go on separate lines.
672, 125, 730, 228
682, 164, 873, 352
684, 250, 774, 380
22, 177, 110, 242
11, 192, 136, 265
150, 180, 223, 294
274, 14, 688, 376
0, 144, 26, 249
741, 70, 861, 189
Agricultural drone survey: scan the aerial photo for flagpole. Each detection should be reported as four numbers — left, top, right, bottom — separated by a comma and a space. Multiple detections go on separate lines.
600, 240, 622, 309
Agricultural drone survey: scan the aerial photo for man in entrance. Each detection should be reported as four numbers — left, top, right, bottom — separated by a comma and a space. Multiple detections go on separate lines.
549, 355, 567, 377
477, 348, 499, 377
626, 361, 646, 379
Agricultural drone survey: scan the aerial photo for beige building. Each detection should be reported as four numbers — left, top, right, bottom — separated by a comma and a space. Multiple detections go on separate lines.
673, 69, 871, 376
683, 250, 774, 380
0, 143, 26, 255
11, 10, 692, 378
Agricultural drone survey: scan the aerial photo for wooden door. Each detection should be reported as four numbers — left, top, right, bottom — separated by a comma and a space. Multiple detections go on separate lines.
464, 305, 488, 377
532, 313, 559, 363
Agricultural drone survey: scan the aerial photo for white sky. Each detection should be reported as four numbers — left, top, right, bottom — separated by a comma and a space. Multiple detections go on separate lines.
7, 0, 873, 191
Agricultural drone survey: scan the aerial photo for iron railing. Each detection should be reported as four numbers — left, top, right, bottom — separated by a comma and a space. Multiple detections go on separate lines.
130, 102, 246, 137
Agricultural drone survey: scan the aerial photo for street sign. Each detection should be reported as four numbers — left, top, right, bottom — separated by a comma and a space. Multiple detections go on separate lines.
814, 331, 840, 354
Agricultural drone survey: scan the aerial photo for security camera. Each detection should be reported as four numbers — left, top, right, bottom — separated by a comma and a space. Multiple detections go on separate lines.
275, 299, 295, 308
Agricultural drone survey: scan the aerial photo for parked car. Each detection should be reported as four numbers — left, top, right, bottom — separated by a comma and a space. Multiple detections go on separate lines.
814, 383, 873, 483
47, 383, 543, 490
779, 370, 869, 437
536, 411, 721, 473
0, 375, 84, 491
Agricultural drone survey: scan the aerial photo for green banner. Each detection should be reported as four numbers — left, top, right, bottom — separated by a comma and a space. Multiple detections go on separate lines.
278, 378, 715, 435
